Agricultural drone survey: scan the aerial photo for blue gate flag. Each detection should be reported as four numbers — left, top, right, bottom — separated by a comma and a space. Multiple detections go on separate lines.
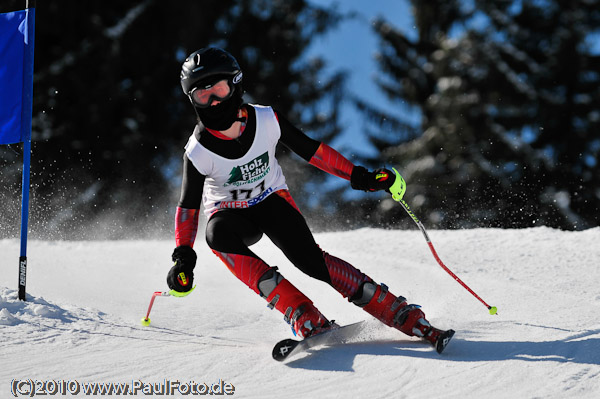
1, 4, 36, 301
0, 9, 33, 145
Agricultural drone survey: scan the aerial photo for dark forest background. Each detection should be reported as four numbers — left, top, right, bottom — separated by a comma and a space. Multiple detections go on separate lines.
1, 0, 599, 240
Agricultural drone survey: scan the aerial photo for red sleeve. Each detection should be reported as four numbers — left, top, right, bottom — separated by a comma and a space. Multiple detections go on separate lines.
175, 207, 200, 247
308, 143, 355, 181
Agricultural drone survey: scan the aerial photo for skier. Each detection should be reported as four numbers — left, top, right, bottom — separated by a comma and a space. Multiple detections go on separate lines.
167, 47, 452, 352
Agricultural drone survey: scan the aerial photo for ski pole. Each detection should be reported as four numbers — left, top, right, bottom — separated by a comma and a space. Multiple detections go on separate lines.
389, 168, 498, 315
141, 291, 171, 326
141, 285, 196, 326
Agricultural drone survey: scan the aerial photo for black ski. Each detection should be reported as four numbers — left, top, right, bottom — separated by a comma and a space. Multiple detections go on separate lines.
272, 322, 456, 361
272, 321, 366, 362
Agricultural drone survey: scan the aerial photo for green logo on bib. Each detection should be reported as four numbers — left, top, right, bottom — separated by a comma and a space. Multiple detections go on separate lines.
225, 152, 270, 186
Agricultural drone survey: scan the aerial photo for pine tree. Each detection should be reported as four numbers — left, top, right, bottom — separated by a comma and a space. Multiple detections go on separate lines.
354, 0, 600, 230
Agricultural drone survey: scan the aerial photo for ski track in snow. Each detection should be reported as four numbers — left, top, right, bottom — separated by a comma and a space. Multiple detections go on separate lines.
1, 227, 599, 398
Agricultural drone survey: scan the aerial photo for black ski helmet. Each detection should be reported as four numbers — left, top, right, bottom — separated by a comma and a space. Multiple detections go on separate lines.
180, 47, 244, 130
180, 47, 243, 96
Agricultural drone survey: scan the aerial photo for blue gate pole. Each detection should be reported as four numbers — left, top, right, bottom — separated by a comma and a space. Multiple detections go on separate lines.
18, 1, 36, 301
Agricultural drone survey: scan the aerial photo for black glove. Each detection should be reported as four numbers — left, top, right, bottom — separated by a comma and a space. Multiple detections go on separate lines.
167, 245, 197, 293
350, 166, 395, 192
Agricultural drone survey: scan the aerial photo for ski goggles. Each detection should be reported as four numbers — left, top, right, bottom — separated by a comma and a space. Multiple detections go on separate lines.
190, 79, 233, 108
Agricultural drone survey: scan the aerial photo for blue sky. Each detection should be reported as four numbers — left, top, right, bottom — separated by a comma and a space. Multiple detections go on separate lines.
306, 0, 415, 159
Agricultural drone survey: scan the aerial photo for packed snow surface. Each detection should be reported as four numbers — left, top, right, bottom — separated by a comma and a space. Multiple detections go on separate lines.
1, 227, 599, 398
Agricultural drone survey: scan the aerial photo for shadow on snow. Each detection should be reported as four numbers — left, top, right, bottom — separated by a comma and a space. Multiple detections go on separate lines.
285, 331, 600, 371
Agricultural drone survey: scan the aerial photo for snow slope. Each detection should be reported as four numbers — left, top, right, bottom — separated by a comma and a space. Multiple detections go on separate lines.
1, 227, 599, 398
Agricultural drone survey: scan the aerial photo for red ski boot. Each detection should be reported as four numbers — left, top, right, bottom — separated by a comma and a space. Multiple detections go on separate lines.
212, 252, 333, 339
291, 304, 337, 338
351, 281, 454, 352
257, 267, 331, 338
287, 302, 331, 338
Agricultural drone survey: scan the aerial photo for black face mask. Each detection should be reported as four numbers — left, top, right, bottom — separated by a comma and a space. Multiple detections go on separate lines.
194, 90, 243, 131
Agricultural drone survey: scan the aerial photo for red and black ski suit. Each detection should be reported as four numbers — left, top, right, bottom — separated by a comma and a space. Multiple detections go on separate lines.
174, 104, 436, 340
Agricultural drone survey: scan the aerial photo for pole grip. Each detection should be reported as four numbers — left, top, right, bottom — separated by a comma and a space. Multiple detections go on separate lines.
389, 168, 406, 201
